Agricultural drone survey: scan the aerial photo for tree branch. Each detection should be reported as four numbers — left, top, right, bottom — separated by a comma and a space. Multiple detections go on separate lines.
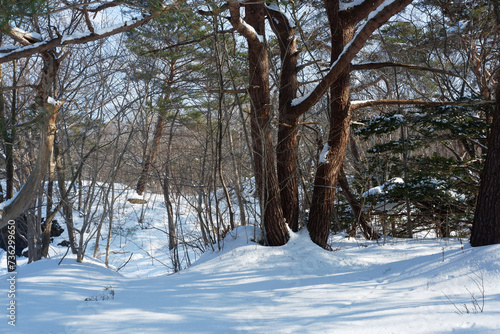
351, 61, 461, 77
0, 4, 176, 64
350, 99, 495, 110
290, 0, 414, 117
227, 1, 262, 46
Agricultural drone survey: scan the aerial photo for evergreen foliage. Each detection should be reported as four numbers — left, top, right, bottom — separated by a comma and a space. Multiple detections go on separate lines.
354, 101, 490, 237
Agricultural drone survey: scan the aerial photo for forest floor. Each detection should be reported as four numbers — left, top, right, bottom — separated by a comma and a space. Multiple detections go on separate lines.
0, 186, 499, 333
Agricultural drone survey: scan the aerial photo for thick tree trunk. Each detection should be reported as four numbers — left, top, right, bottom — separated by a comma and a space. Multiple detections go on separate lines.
307, 4, 355, 248
470, 74, 500, 246
228, 1, 289, 245
268, 7, 300, 232
245, 2, 289, 245
307, 76, 351, 248
0, 52, 60, 229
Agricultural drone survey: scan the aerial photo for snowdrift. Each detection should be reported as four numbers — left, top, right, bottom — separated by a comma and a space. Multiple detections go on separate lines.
1, 226, 500, 333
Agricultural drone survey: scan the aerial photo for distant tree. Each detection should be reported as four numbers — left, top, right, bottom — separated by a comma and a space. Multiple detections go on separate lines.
0, 0, 173, 230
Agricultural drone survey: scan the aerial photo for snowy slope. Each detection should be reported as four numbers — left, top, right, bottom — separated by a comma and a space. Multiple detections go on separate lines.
1, 226, 499, 333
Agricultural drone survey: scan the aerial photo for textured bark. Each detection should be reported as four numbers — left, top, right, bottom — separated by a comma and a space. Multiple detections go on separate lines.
307, 1, 356, 248
290, 0, 413, 117
308, 69, 352, 248
470, 75, 500, 247
267, 6, 300, 232
228, 1, 289, 245
306, 0, 413, 248
0, 52, 60, 229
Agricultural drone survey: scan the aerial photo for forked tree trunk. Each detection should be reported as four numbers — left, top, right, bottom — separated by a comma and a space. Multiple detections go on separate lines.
227, 0, 412, 247
228, 1, 289, 246
470, 72, 500, 246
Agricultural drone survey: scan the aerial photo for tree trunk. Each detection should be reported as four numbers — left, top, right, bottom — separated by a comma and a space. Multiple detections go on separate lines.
0, 61, 16, 200
136, 62, 176, 195
307, 7, 355, 247
470, 73, 500, 246
41, 144, 55, 257
0, 51, 60, 229
267, 7, 300, 232
228, 1, 289, 246
136, 111, 166, 195
54, 137, 78, 254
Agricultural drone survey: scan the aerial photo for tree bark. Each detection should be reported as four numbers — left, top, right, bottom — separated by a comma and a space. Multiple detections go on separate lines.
0, 51, 60, 229
228, 1, 289, 245
308, 68, 352, 248
307, 1, 356, 248
267, 6, 301, 232
136, 61, 176, 195
470, 72, 500, 246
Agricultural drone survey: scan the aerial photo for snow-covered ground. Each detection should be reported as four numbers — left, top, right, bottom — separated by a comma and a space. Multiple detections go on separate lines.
1, 226, 500, 333
1, 184, 499, 333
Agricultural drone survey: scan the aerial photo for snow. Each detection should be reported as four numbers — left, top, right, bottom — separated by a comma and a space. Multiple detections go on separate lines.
291, 91, 311, 107
47, 96, 61, 106
363, 177, 404, 197
0, 196, 15, 211
61, 31, 93, 43
10, 27, 42, 42
339, 0, 366, 11
60, 17, 143, 43
265, 2, 296, 28
1, 228, 500, 333
238, 17, 264, 44
1, 184, 500, 333
319, 142, 330, 164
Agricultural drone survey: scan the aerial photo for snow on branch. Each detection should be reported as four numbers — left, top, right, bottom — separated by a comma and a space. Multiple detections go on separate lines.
340, 0, 367, 11
265, 2, 296, 29
290, 0, 413, 117
227, 1, 264, 45
0, 3, 175, 64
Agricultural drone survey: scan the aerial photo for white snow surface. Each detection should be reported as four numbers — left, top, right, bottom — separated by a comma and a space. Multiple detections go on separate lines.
319, 142, 330, 164
1, 225, 500, 333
